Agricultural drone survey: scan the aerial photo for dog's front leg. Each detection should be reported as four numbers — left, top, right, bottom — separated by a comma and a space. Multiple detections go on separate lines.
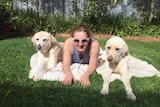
100, 69, 112, 95
29, 60, 44, 80
33, 68, 48, 81
33, 58, 58, 81
121, 72, 136, 101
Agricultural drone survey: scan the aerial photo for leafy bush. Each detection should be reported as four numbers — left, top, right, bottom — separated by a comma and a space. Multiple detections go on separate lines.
11, 9, 79, 35
11, 9, 37, 32
0, 0, 12, 23
82, 0, 109, 33
151, 10, 160, 25
6, 0, 160, 38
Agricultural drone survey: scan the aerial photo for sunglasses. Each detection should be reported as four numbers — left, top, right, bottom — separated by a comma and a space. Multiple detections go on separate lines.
72, 38, 89, 43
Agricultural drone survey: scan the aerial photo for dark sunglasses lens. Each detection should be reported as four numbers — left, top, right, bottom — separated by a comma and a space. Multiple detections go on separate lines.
74, 39, 80, 43
82, 39, 88, 43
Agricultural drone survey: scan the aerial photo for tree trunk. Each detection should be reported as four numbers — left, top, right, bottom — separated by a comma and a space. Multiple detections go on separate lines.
35, 0, 40, 14
72, 0, 78, 19
62, 0, 65, 17
149, 0, 155, 22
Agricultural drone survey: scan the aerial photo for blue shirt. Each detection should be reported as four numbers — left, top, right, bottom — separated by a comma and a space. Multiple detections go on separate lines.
72, 38, 92, 64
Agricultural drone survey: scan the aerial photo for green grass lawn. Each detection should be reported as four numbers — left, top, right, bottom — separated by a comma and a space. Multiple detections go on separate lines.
0, 36, 160, 107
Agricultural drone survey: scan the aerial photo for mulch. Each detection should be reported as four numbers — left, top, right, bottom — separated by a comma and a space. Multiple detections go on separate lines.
1, 32, 160, 42
57, 33, 160, 42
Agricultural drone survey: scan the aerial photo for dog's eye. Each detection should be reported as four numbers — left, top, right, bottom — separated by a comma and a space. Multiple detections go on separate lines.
43, 39, 47, 42
107, 47, 110, 49
36, 38, 39, 41
116, 48, 119, 51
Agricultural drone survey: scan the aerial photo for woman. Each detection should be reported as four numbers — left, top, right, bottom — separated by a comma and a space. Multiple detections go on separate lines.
62, 24, 100, 86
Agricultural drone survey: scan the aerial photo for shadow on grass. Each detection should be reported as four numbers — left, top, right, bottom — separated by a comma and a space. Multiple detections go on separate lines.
0, 80, 160, 107
0, 31, 34, 40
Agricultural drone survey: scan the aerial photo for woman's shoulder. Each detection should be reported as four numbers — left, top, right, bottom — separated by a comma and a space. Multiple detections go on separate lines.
65, 37, 73, 44
64, 38, 74, 52
91, 38, 100, 47
90, 38, 100, 56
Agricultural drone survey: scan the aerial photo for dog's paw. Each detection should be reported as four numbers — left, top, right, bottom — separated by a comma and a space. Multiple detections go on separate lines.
33, 77, 40, 81
28, 71, 40, 81
32, 75, 41, 81
29, 69, 38, 79
28, 72, 36, 79
127, 92, 136, 101
100, 88, 109, 95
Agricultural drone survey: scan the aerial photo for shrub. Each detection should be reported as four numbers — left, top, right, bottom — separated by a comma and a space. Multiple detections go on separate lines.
11, 9, 79, 35
0, 0, 12, 23
6, 0, 160, 38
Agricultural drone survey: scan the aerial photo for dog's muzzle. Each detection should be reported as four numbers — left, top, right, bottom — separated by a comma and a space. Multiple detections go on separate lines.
107, 55, 113, 62
37, 45, 41, 50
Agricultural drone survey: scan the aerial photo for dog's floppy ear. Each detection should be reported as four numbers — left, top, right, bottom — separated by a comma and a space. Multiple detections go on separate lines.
31, 35, 36, 46
123, 43, 129, 56
50, 35, 57, 45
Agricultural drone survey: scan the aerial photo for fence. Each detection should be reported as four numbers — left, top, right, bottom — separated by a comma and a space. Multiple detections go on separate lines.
13, 0, 86, 17
13, 0, 160, 17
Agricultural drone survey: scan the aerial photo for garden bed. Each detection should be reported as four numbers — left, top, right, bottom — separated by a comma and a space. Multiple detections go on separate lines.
57, 33, 160, 42
1, 32, 160, 42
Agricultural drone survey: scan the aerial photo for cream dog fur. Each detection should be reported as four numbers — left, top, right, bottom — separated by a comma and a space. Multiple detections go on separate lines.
99, 36, 136, 101
29, 31, 63, 81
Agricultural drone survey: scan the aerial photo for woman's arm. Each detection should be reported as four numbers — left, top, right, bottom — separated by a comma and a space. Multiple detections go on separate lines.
62, 38, 75, 85
87, 39, 100, 75
80, 39, 100, 86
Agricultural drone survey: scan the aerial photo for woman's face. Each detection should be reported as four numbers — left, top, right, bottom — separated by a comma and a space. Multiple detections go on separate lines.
72, 31, 89, 53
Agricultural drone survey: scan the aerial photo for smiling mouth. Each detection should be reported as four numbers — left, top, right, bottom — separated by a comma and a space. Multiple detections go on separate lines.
78, 45, 85, 50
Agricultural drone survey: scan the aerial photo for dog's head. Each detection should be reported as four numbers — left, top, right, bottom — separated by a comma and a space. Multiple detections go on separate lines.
105, 36, 128, 63
31, 31, 56, 53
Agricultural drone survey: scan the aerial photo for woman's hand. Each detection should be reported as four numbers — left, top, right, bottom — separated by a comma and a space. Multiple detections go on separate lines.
80, 73, 90, 87
62, 71, 76, 85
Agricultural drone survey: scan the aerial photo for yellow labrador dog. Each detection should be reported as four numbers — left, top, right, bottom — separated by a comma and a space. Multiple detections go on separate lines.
29, 31, 63, 81
99, 36, 136, 101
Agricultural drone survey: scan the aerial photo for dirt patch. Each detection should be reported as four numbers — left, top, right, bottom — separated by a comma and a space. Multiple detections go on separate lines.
1, 32, 160, 42
125, 36, 160, 42
57, 33, 160, 42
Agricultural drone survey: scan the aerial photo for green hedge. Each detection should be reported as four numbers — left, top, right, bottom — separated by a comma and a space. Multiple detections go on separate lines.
1, 0, 160, 37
